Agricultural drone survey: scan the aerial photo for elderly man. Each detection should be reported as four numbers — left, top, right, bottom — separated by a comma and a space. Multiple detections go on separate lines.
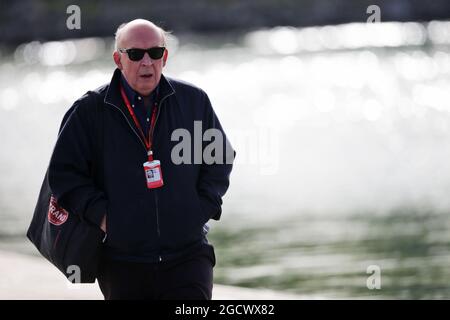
47, 19, 234, 299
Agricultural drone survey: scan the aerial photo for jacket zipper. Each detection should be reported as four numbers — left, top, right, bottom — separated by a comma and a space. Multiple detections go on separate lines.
154, 191, 161, 262
106, 90, 174, 263
150, 94, 171, 263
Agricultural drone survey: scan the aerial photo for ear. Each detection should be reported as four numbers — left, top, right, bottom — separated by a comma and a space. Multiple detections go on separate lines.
113, 51, 123, 70
162, 49, 169, 67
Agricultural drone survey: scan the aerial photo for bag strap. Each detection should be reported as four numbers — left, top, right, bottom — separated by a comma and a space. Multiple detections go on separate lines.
89, 91, 104, 188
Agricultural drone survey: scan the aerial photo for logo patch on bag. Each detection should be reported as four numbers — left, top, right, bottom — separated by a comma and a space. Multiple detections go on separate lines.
48, 195, 69, 226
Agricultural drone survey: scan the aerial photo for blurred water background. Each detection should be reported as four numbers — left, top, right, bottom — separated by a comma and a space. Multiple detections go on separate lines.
2, 19, 450, 298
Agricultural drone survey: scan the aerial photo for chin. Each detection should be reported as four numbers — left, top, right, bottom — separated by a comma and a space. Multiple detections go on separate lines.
138, 88, 154, 96
139, 84, 155, 92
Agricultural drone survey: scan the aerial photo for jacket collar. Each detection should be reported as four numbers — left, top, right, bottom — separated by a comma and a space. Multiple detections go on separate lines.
104, 68, 175, 109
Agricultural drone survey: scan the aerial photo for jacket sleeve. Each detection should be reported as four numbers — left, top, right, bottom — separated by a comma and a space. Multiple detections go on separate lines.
197, 92, 235, 221
47, 95, 106, 228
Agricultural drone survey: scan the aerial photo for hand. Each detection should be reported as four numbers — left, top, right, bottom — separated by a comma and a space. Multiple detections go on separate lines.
100, 214, 107, 233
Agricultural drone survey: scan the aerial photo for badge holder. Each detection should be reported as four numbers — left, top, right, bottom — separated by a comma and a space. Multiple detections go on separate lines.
143, 151, 164, 189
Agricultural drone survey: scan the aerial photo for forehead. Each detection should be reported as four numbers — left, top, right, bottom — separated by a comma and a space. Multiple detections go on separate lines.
120, 25, 164, 48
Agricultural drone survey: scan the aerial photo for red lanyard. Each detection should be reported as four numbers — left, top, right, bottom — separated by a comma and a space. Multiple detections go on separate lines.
120, 85, 158, 161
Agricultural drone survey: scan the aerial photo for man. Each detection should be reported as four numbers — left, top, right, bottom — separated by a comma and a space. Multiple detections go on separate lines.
47, 19, 234, 299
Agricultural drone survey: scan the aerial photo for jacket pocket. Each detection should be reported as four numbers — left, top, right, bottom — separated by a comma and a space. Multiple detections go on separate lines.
197, 193, 220, 223
106, 194, 156, 252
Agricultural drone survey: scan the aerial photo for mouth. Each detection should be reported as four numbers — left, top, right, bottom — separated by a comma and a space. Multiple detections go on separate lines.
140, 73, 153, 79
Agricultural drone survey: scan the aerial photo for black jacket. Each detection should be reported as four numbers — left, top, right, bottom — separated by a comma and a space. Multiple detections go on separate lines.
48, 68, 234, 262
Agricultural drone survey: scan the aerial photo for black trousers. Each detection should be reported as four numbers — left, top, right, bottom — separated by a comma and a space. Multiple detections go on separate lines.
97, 245, 215, 300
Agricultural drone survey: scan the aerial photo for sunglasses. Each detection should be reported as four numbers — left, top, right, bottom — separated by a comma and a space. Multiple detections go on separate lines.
118, 47, 166, 61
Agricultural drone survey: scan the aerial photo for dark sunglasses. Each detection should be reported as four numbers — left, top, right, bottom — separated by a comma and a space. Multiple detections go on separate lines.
118, 47, 166, 61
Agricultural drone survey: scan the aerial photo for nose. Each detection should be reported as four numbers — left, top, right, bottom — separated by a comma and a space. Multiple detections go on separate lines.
141, 52, 153, 66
